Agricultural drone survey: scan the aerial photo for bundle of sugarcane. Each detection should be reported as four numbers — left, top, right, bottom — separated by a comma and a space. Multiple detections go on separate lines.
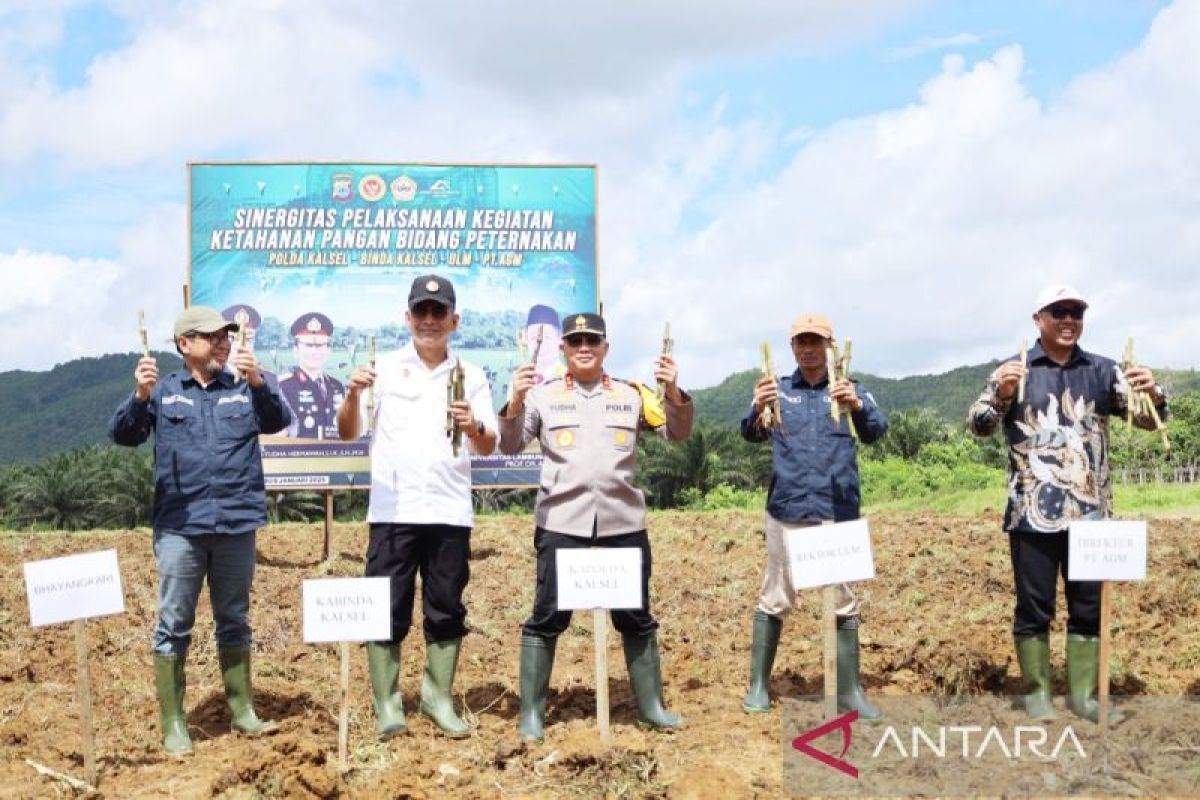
827, 339, 859, 439
446, 358, 466, 456
1017, 338, 1028, 404
1121, 338, 1169, 450
657, 322, 673, 400
138, 310, 150, 358
366, 335, 377, 432
758, 342, 782, 431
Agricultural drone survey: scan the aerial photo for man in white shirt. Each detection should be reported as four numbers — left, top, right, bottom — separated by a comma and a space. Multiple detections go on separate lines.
337, 275, 497, 739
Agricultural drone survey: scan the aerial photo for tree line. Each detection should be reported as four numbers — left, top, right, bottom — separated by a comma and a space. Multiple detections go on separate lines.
2, 395, 1195, 531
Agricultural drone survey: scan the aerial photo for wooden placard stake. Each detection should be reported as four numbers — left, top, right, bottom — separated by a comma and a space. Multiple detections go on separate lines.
823, 586, 837, 721
72, 620, 98, 787
322, 491, 334, 562
594, 609, 611, 742
338, 641, 351, 770
1098, 581, 1112, 737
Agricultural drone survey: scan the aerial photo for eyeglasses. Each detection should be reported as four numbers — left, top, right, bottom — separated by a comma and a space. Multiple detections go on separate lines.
564, 333, 604, 347
186, 330, 231, 345
1044, 304, 1086, 321
410, 302, 450, 320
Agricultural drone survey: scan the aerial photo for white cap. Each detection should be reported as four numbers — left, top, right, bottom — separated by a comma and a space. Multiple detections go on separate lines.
1034, 284, 1088, 313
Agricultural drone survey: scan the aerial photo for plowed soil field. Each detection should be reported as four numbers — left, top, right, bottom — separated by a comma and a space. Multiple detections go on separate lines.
1, 511, 1198, 798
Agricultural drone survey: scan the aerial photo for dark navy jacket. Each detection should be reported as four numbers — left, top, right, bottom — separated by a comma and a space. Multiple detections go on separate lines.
110, 370, 291, 535
741, 370, 888, 523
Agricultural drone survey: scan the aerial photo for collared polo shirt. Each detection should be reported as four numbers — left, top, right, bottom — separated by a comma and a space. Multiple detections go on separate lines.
364, 343, 497, 527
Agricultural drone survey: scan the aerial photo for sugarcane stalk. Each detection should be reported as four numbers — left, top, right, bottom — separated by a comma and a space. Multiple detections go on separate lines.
826, 343, 841, 425
657, 322, 673, 400
838, 339, 859, 440
138, 310, 150, 358
531, 328, 545, 367
758, 342, 782, 431
446, 358, 466, 456
231, 325, 247, 384
516, 329, 530, 365
1121, 337, 1170, 450
1018, 338, 1027, 404
366, 335, 376, 432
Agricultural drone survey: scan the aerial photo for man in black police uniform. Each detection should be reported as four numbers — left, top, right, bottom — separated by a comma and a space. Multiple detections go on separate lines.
279, 312, 345, 439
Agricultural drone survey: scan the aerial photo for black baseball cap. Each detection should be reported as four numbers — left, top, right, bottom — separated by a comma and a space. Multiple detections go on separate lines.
408, 275, 456, 310
561, 312, 606, 339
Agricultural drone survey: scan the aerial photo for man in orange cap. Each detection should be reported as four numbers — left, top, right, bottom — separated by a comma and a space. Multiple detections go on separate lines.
740, 312, 888, 719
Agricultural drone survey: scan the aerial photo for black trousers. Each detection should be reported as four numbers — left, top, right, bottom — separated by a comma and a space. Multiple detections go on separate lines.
365, 522, 470, 644
522, 526, 657, 639
1009, 529, 1100, 637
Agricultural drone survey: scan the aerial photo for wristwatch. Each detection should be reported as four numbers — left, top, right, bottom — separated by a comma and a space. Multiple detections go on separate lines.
469, 420, 486, 439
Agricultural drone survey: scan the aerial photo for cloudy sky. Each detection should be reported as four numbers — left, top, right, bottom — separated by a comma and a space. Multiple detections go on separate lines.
2, 0, 1196, 388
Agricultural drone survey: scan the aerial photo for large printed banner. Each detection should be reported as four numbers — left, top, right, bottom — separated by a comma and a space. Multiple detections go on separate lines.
189, 162, 597, 488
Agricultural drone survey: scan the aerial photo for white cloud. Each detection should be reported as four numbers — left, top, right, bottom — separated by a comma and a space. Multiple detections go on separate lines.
602, 0, 1200, 385
0, 203, 184, 370
883, 32, 982, 62
1, 0, 1198, 395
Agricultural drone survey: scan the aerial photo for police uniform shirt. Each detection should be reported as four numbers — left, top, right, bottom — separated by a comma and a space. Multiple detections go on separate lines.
499, 376, 693, 538
280, 368, 345, 439
363, 342, 498, 527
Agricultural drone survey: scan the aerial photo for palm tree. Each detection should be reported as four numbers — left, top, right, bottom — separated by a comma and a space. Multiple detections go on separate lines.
12, 447, 108, 530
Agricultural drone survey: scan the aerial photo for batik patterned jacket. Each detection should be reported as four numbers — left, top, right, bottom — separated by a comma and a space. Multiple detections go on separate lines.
967, 341, 1167, 533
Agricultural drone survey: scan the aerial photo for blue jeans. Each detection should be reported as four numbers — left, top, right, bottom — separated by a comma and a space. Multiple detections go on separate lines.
153, 530, 256, 656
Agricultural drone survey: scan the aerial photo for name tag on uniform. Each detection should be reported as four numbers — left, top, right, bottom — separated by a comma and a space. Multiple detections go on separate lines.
162, 394, 194, 406
217, 395, 250, 405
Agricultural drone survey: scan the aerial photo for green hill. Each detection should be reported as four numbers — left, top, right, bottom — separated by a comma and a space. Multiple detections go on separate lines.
1, 351, 1197, 462
690, 362, 1200, 429
0, 352, 182, 463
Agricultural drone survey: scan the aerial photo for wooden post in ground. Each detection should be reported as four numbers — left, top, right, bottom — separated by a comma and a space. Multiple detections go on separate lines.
594, 609, 611, 742
1098, 581, 1112, 737
322, 491, 334, 561
823, 586, 837, 721
338, 642, 351, 770
72, 620, 98, 787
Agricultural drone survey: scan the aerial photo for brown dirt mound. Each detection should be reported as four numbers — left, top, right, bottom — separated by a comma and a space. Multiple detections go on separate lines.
1, 510, 1196, 797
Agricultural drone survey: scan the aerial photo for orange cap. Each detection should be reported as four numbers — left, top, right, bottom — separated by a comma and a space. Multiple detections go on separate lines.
790, 313, 834, 340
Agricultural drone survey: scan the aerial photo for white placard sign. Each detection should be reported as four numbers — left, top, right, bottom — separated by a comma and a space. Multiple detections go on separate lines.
556, 548, 642, 610
786, 519, 876, 590
24, 549, 125, 627
1068, 520, 1148, 581
303, 577, 391, 643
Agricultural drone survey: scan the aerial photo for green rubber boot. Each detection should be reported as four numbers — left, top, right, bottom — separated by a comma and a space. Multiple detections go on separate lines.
218, 647, 279, 735
420, 639, 470, 738
1066, 634, 1124, 724
366, 642, 407, 739
622, 632, 683, 731
1014, 634, 1057, 721
836, 623, 883, 720
742, 610, 782, 713
154, 654, 193, 756
518, 635, 556, 742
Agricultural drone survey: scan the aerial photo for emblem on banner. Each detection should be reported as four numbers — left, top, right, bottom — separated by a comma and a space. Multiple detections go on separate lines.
358, 174, 386, 202
331, 173, 354, 202
391, 175, 417, 202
